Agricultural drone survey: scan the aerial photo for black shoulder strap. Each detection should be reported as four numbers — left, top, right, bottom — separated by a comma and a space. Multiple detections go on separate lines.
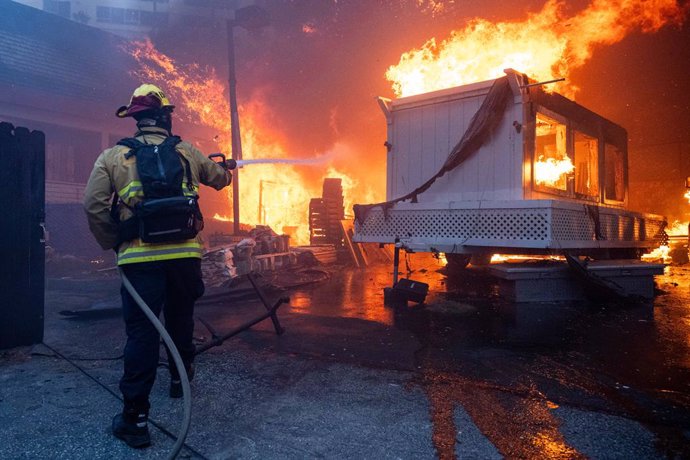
158, 136, 194, 191
117, 137, 147, 159
170, 140, 195, 192
109, 192, 120, 223
160, 135, 182, 149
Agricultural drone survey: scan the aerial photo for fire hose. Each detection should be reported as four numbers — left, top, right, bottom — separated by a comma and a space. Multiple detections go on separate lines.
119, 268, 191, 460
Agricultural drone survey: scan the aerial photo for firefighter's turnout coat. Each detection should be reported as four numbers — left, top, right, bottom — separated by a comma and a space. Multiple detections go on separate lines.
84, 126, 231, 265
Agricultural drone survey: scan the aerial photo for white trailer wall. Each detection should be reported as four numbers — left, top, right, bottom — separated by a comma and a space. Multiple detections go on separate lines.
385, 79, 524, 203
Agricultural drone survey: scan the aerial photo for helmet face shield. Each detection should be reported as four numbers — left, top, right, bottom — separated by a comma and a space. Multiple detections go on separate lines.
117, 84, 175, 118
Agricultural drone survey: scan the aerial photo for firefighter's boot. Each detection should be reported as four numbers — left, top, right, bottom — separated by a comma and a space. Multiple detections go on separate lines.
170, 363, 195, 399
112, 406, 150, 448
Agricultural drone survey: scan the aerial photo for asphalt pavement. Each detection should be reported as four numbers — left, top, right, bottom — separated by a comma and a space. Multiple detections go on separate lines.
1, 256, 689, 459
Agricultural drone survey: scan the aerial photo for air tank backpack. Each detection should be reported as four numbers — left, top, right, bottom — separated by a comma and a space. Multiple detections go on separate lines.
114, 136, 204, 244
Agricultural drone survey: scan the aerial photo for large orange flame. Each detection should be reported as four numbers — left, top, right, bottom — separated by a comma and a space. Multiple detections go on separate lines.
124, 39, 380, 245
534, 156, 575, 188
387, 0, 685, 97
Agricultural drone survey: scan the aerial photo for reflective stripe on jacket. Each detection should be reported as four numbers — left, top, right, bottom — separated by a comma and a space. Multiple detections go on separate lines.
83, 126, 231, 265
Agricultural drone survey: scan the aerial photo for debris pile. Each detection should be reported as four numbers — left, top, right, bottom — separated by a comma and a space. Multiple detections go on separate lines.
202, 227, 293, 287
201, 247, 237, 288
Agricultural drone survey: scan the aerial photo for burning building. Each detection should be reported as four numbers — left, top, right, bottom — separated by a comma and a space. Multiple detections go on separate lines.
351, 0, 687, 267
353, 69, 667, 264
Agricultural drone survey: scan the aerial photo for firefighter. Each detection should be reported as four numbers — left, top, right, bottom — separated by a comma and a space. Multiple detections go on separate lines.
83, 84, 231, 448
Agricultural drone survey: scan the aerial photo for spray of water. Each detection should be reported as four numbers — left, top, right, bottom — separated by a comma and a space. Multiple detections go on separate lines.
236, 157, 329, 167
210, 151, 336, 168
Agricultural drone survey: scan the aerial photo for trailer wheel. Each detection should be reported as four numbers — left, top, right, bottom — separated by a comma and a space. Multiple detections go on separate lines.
445, 254, 471, 271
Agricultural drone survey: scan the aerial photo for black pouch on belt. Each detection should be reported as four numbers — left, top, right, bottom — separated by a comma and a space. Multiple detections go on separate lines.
136, 196, 204, 244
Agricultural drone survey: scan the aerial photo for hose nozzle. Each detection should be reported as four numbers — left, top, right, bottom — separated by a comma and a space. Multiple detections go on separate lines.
208, 153, 237, 170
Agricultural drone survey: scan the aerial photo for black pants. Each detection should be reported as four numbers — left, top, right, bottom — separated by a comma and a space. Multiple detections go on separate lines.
119, 258, 204, 411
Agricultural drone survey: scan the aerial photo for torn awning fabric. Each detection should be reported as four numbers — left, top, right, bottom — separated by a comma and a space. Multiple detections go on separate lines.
353, 76, 513, 225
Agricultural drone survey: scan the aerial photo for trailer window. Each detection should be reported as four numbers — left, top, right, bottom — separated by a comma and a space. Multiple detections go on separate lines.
573, 130, 599, 197
604, 144, 625, 201
534, 113, 571, 191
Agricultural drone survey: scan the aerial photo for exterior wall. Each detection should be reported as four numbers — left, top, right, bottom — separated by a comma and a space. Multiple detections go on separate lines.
435, 99, 522, 202
385, 79, 524, 203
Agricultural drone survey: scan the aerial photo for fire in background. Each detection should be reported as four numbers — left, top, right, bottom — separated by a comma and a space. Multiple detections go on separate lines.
123, 0, 686, 243
126, 39, 377, 245
386, 0, 685, 98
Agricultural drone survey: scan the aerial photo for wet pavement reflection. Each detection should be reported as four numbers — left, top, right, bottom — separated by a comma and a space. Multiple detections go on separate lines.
284, 254, 690, 458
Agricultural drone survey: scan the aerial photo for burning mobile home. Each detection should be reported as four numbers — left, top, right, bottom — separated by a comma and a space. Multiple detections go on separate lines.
353, 69, 667, 265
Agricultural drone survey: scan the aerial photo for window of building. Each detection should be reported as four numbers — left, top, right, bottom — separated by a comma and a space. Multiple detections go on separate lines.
184, 0, 217, 6
110, 7, 125, 24
96, 6, 111, 23
573, 130, 599, 198
96, 6, 125, 24
604, 144, 625, 202
534, 112, 571, 191
140, 10, 154, 25
43, 0, 71, 18
125, 9, 140, 25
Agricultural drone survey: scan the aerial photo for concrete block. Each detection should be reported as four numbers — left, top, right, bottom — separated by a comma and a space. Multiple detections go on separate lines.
489, 260, 665, 302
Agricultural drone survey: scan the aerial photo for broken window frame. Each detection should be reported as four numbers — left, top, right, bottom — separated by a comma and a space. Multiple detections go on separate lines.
603, 142, 627, 205
530, 106, 622, 205
571, 124, 600, 202
532, 107, 572, 198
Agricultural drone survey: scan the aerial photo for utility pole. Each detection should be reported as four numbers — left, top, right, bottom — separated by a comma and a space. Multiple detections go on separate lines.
226, 5, 269, 236
227, 18, 242, 235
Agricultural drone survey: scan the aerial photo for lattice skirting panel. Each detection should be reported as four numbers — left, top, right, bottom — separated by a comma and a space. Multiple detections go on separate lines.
353, 201, 666, 251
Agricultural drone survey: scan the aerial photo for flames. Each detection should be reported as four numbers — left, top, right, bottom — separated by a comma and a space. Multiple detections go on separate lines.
125, 39, 380, 245
121, 0, 687, 248
213, 213, 231, 222
641, 245, 671, 263
534, 156, 574, 188
490, 254, 564, 263
640, 220, 687, 263
387, 0, 685, 97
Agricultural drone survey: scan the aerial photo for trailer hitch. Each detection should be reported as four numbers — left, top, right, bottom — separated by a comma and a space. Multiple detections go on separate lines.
195, 273, 288, 356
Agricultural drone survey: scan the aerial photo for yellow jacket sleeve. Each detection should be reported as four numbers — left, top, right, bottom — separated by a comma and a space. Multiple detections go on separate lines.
83, 151, 119, 250
185, 142, 232, 190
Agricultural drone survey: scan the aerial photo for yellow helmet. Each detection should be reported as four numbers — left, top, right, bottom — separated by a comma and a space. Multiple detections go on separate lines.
116, 83, 175, 118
